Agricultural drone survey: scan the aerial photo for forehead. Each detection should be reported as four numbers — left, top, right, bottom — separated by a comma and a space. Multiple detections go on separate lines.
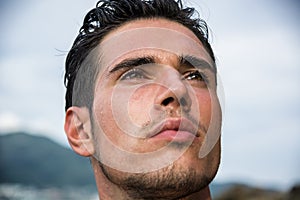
93, 18, 213, 72
103, 18, 201, 43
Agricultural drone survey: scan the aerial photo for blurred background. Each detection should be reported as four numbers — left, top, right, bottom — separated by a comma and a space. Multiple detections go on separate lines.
0, 0, 299, 199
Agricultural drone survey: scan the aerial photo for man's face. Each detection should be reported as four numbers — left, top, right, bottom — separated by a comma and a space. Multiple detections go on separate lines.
87, 18, 221, 198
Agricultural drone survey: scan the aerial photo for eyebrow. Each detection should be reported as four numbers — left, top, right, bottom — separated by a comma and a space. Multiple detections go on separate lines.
109, 56, 155, 73
179, 55, 216, 73
109, 55, 216, 74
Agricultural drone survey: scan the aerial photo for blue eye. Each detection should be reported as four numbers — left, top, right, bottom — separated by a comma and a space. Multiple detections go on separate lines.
120, 68, 147, 80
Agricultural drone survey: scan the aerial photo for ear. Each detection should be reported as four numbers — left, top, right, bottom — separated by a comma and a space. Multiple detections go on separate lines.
64, 106, 95, 157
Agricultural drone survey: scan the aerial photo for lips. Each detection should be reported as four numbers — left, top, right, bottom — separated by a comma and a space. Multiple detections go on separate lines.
148, 118, 200, 140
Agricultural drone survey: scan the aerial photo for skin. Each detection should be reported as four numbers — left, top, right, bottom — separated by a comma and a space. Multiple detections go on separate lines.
65, 18, 221, 200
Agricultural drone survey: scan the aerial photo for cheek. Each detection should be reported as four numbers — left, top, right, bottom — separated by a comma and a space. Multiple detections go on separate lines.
93, 89, 114, 130
127, 85, 155, 126
195, 89, 212, 127
93, 84, 155, 138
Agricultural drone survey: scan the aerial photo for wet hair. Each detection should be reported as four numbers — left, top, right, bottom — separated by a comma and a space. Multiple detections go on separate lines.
64, 0, 215, 111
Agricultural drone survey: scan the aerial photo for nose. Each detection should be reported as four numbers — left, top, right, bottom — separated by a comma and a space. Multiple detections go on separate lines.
154, 71, 192, 113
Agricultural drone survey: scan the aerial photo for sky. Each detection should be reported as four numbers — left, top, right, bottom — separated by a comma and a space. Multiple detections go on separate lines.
0, 0, 299, 191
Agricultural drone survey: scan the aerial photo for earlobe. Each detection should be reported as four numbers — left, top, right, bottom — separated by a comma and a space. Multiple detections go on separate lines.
64, 106, 95, 157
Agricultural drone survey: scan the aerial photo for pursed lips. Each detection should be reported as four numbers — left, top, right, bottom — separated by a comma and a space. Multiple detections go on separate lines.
147, 117, 200, 139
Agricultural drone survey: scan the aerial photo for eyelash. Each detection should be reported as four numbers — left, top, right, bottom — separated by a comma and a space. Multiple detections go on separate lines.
120, 68, 148, 80
183, 71, 208, 82
119, 68, 208, 84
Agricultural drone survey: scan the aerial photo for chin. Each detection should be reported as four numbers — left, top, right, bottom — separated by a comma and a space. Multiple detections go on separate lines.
99, 139, 221, 199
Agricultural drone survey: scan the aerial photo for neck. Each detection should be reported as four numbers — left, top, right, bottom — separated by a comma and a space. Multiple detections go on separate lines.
91, 158, 212, 200
178, 188, 211, 200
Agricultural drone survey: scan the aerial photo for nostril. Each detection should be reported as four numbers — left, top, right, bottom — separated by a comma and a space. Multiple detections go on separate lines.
161, 97, 174, 106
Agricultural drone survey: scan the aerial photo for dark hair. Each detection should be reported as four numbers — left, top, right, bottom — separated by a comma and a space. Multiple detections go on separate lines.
64, 0, 215, 111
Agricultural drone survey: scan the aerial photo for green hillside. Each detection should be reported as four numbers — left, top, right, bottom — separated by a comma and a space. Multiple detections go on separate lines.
1, 132, 299, 200
0, 132, 95, 188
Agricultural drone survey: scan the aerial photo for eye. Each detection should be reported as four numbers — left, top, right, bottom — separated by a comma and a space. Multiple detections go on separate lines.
183, 70, 207, 82
120, 68, 148, 80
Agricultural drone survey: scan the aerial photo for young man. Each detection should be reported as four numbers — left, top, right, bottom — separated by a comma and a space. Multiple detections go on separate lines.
64, 0, 222, 199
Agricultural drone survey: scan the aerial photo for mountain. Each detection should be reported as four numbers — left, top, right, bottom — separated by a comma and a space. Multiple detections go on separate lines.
0, 132, 95, 188
1, 132, 300, 200
214, 183, 300, 200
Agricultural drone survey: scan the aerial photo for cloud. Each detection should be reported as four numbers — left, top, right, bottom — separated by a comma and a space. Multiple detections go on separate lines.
0, 0, 97, 146
0, 0, 299, 189
0, 112, 22, 133
202, 0, 300, 188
